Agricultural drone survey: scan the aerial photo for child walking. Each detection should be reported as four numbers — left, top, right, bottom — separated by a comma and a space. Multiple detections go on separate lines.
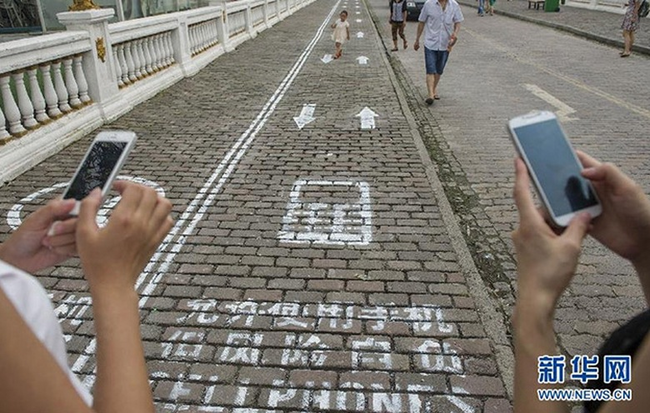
331, 10, 350, 59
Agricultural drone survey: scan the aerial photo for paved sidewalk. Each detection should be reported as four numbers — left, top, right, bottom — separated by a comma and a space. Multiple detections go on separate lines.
458, 0, 650, 55
0, 0, 512, 411
369, 0, 650, 404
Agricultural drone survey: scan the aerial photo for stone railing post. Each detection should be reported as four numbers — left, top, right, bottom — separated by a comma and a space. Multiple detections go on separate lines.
275, 0, 284, 21
245, 2, 256, 38
263, 0, 270, 28
172, 15, 192, 75
57, 9, 118, 114
211, 1, 231, 51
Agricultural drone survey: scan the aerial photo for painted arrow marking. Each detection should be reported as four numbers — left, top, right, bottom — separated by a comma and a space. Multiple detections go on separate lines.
356, 56, 369, 65
356, 31, 364, 38
293, 104, 317, 129
322, 54, 333, 64
523, 84, 578, 122
356, 18, 362, 23
356, 106, 378, 129
446, 396, 474, 413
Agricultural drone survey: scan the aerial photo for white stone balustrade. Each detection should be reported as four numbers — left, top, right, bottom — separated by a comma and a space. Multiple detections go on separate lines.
252, 1, 266, 28
0, 0, 314, 185
0, 31, 92, 140
189, 20, 219, 56
228, 8, 248, 37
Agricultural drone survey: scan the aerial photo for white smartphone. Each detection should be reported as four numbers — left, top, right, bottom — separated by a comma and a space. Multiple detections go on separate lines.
508, 111, 601, 227
62, 130, 137, 215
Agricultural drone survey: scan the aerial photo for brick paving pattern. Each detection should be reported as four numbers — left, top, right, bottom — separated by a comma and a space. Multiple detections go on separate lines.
0, 0, 513, 411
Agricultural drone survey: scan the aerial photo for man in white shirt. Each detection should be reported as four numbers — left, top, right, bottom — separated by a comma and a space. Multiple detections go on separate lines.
413, 0, 464, 105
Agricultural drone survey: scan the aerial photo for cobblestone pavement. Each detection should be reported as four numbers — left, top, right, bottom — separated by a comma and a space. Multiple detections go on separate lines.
458, 0, 650, 53
369, 0, 650, 387
0, 0, 514, 411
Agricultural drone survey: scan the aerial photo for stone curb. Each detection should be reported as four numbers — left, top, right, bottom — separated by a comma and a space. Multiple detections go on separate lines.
457, 0, 650, 56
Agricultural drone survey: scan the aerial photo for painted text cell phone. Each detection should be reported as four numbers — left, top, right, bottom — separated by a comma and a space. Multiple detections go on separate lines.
62, 130, 137, 215
508, 111, 601, 227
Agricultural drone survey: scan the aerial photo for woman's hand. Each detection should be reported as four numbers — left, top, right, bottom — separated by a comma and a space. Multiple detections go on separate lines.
578, 151, 650, 267
76, 181, 173, 295
512, 158, 591, 316
0, 198, 78, 273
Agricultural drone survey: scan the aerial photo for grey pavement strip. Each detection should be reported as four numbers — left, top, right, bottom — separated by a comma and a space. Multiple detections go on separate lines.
457, 0, 650, 56
364, 0, 515, 400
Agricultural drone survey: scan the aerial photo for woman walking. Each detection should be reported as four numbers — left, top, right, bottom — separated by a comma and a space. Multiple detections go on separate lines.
621, 0, 641, 57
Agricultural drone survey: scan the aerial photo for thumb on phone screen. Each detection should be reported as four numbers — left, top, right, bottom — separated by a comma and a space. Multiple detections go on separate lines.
78, 188, 102, 238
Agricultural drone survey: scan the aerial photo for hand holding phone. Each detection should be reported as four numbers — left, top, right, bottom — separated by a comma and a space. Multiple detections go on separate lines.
577, 151, 650, 265
62, 130, 137, 215
508, 111, 601, 227
76, 181, 173, 293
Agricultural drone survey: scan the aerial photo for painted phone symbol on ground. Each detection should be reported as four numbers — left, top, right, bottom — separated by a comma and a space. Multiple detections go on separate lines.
277, 179, 373, 245
6, 175, 165, 230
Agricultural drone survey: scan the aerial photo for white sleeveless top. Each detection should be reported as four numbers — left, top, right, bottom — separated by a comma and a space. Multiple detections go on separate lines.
0, 260, 93, 406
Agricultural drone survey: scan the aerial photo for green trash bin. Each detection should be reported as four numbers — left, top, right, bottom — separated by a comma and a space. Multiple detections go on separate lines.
545, 0, 560, 11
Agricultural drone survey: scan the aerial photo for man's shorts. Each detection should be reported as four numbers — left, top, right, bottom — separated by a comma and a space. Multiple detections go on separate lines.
424, 48, 449, 75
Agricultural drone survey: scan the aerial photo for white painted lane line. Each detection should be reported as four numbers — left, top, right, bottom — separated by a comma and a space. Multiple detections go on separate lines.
139, 13, 343, 289
70, 0, 345, 378
523, 84, 578, 123
137, 0, 344, 300
447, 395, 475, 413
294, 104, 317, 129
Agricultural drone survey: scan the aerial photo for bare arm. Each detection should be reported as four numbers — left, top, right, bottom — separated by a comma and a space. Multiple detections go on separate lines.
633, 0, 641, 19
512, 153, 650, 412
77, 183, 172, 413
513, 303, 568, 413
512, 158, 587, 413
91, 288, 154, 413
0, 288, 92, 412
453, 21, 461, 37
416, 21, 424, 41
0, 182, 172, 413
414, 21, 425, 50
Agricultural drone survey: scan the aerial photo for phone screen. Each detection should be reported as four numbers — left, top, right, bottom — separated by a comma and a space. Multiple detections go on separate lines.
514, 119, 598, 217
63, 141, 128, 201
